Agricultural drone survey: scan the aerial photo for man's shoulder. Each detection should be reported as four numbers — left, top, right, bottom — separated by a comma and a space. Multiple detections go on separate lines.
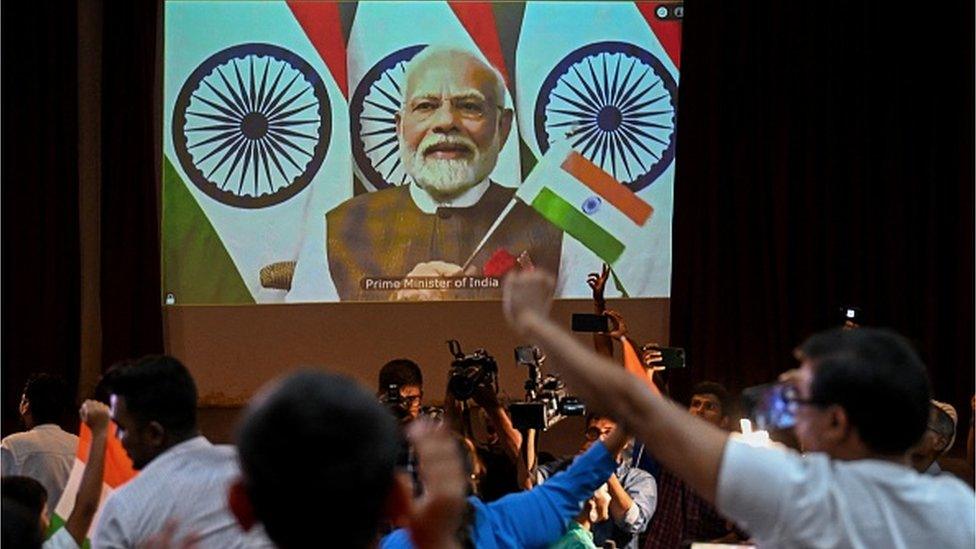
1, 428, 77, 451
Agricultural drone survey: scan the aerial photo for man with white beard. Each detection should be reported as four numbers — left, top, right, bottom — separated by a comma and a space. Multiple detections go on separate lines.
326, 47, 562, 301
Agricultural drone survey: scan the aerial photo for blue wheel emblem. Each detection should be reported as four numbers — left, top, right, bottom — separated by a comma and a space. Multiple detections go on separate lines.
582, 196, 602, 214
535, 41, 677, 192
172, 43, 331, 209
351, 44, 427, 191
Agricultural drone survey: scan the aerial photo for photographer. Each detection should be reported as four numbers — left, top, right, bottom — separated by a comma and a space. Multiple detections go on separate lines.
377, 359, 425, 423
503, 270, 975, 548
443, 344, 524, 502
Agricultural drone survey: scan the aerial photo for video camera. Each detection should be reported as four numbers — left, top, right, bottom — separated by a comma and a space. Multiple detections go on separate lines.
379, 382, 412, 422
509, 345, 585, 431
446, 340, 498, 401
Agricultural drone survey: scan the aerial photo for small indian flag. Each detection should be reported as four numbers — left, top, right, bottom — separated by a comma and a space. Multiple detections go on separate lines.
49, 423, 137, 544
516, 141, 653, 291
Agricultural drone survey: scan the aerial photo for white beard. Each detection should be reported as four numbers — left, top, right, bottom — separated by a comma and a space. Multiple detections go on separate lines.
400, 133, 500, 201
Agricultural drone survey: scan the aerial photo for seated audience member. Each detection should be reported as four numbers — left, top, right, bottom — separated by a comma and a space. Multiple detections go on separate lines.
2, 374, 78, 519
378, 359, 425, 423
502, 271, 976, 548
643, 382, 746, 548
383, 418, 631, 548
909, 400, 958, 475
4, 400, 114, 549
2, 476, 48, 540
536, 414, 656, 549
233, 371, 466, 549
93, 355, 267, 548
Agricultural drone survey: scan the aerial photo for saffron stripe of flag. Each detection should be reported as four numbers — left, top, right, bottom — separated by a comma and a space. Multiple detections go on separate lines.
531, 188, 625, 263
561, 151, 653, 226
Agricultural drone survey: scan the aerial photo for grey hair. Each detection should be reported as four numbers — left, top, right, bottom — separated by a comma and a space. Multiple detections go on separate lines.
400, 45, 507, 111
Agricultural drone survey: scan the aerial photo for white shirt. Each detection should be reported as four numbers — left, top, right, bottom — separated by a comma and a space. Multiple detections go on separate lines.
717, 436, 976, 548
92, 436, 271, 548
1, 424, 78, 519
408, 178, 491, 213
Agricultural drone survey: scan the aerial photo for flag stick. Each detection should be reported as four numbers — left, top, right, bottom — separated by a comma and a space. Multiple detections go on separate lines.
460, 197, 519, 271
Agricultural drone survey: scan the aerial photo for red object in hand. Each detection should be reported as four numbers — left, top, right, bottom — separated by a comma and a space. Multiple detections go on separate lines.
483, 248, 518, 278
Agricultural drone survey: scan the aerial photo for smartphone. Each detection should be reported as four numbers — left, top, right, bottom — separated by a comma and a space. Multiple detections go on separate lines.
514, 345, 539, 366
640, 344, 686, 369
571, 313, 609, 333
741, 382, 798, 430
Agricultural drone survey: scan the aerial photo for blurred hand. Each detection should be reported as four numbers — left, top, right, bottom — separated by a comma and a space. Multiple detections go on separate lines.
502, 270, 555, 336
603, 309, 628, 340
406, 421, 466, 549
472, 382, 500, 410
80, 400, 111, 435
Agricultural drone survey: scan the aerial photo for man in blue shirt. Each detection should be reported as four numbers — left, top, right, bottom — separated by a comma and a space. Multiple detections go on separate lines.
382, 424, 629, 549
537, 414, 656, 549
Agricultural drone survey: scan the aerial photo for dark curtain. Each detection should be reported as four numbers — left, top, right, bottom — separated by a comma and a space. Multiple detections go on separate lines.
1, 3, 81, 435
99, 0, 164, 366
669, 1, 975, 424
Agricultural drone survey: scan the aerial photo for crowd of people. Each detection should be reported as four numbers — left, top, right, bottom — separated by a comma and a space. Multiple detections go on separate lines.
2, 267, 975, 548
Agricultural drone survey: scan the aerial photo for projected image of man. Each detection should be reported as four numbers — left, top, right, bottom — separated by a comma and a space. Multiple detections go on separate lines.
326, 46, 562, 301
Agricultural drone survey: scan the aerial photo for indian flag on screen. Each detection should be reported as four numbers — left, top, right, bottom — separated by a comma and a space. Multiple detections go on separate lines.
163, 1, 352, 304
49, 423, 137, 544
514, 1, 680, 297
516, 141, 652, 294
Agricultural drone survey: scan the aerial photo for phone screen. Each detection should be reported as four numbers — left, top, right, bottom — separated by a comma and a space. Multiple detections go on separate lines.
571, 313, 610, 333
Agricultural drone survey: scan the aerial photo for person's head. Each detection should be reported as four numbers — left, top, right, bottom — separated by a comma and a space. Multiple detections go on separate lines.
233, 371, 401, 549
20, 373, 70, 428
581, 413, 617, 452
397, 46, 513, 202
2, 476, 48, 534
378, 358, 424, 420
689, 381, 732, 429
791, 328, 931, 460
909, 400, 958, 472
109, 355, 199, 469
2, 498, 42, 549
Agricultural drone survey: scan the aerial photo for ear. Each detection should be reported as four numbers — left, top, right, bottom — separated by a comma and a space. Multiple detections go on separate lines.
146, 421, 167, 447
497, 108, 513, 148
383, 472, 414, 527
823, 405, 852, 446
228, 478, 257, 531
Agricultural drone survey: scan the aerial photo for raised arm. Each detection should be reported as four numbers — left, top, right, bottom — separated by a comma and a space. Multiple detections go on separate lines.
587, 265, 614, 358
66, 400, 111, 545
503, 271, 729, 502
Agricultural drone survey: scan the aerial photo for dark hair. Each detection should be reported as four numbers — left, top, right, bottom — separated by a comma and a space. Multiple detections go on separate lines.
23, 374, 70, 425
1, 477, 47, 518
691, 381, 732, 416
110, 355, 198, 436
237, 371, 399, 549
2, 498, 42, 549
378, 359, 423, 393
798, 327, 931, 455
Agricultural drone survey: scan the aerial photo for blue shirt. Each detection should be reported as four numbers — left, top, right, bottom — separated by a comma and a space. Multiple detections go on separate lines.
381, 441, 617, 549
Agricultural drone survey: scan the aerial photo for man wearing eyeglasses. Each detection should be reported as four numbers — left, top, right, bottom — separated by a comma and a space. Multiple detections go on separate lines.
535, 414, 657, 549
503, 270, 976, 549
326, 46, 562, 301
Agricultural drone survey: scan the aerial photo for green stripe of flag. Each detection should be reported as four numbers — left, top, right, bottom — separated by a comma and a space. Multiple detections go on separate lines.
163, 156, 255, 305
531, 187, 625, 264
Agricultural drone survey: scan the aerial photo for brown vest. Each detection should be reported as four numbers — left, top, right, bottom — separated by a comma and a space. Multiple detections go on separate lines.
327, 183, 563, 301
